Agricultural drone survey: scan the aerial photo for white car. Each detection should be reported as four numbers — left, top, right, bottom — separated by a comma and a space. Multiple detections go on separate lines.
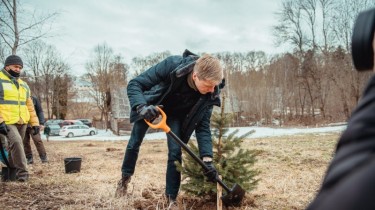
59, 125, 97, 138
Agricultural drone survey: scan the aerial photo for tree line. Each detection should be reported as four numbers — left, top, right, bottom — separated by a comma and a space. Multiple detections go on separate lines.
1, 0, 374, 128
218, 0, 375, 126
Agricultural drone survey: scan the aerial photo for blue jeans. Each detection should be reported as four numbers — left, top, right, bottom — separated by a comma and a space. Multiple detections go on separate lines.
121, 118, 186, 199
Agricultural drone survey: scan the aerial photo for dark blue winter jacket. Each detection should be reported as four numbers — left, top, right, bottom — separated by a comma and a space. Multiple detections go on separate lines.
31, 96, 45, 125
127, 50, 224, 156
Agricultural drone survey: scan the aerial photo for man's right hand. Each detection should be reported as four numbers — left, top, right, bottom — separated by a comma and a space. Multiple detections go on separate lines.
203, 161, 218, 183
137, 105, 160, 121
0, 122, 8, 136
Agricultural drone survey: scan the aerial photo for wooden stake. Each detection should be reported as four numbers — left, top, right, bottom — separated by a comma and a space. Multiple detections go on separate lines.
217, 175, 223, 210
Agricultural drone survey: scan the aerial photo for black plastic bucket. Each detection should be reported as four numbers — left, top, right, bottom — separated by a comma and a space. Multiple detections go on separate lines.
1, 167, 16, 181
64, 157, 82, 173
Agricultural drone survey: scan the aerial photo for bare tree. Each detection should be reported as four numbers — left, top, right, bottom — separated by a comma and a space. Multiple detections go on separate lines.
0, 40, 6, 61
86, 43, 128, 130
22, 40, 70, 118
52, 73, 71, 119
268, 53, 300, 124
111, 54, 129, 85
130, 51, 171, 77
0, 0, 58, 54
216, 51, 271, 125
319, 0, 335, 53
301, 0, 317, 49
273, 0, 306, 53
331, 0, 375, 52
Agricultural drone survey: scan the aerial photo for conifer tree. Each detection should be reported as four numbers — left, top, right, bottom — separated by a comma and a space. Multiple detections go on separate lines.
177, 95, 260, 199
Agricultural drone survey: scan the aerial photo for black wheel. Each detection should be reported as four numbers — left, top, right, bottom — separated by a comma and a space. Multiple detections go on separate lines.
67, 132, 74, 138
89, 131, 95, 136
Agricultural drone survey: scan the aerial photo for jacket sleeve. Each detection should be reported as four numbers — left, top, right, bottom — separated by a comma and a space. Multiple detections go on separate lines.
195, 106, 214, 158
127, 56, 181, 111
32, 96, 45, 125
26, 97, 40, 126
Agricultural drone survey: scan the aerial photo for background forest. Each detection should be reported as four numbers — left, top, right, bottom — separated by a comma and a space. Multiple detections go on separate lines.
1, 0, 375, 128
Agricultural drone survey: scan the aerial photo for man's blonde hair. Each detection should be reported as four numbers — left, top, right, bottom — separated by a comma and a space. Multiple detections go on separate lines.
193, 54, 223, 84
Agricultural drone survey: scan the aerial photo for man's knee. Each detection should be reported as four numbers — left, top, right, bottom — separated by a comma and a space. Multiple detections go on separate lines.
168, 148, 182, 162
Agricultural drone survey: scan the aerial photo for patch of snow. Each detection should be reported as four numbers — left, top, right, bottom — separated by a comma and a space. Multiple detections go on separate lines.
42, 125, 347, 141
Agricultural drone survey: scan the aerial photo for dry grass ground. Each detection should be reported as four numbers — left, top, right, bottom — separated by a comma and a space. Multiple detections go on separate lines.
0, 132, 340, 209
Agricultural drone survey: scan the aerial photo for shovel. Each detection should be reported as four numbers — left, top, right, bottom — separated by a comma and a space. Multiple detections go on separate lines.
145, 107, 246, 207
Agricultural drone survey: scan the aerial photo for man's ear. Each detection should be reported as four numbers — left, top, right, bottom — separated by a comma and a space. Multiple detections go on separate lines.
192, 71, 197, 81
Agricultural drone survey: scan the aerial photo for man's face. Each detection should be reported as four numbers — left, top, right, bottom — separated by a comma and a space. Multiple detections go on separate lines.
192, 72, 219, 94
6, 64, 23, 73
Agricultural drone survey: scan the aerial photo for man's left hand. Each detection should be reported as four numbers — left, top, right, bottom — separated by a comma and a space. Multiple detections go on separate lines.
32, 126, 40, 135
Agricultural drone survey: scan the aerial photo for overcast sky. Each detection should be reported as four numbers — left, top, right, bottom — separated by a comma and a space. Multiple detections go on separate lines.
23, 0, 285, 75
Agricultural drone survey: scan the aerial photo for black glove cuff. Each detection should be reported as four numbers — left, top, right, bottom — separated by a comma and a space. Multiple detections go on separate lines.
203, 160, 213, 165
136, 104, 146, 114
203, 161, 214, 171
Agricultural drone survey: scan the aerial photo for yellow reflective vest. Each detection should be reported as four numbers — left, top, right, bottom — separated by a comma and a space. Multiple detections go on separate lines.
0, 69, 38, 125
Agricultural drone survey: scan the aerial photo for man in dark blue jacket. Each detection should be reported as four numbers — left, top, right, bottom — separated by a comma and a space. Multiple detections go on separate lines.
116, 50, 224, 205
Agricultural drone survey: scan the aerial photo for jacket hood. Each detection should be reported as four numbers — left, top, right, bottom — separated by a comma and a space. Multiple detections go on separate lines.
175, 49, 199, 78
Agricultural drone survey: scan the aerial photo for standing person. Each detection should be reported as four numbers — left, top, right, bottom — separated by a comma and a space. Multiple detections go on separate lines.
116, 50, 224, 206
23, 96, 48, 164
0, 55, 39, 182
44, 125, 51, 142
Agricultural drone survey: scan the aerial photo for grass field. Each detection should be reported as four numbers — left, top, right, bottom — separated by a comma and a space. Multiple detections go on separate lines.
0, 132, 340, 209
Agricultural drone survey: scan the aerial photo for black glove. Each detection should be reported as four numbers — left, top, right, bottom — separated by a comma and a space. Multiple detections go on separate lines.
136, 104, 160, 121
32, 126, 40, 135
203, 161, 218, 183
0, 122, 8, 136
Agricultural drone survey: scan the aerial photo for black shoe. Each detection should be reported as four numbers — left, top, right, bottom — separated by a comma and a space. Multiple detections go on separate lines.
115, 175, 131, 197
27, 156, 34, 165
40, 155, 48, 163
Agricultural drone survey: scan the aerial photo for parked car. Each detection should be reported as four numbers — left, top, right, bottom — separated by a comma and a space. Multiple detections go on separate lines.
45, 119, 63, 126
59, 125, 97, 138
58, 120, 84, 128
48, 124, 61, 136
76, 119, 93, 127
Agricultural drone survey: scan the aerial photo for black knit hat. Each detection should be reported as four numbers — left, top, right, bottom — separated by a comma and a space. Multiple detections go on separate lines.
4, 55, 23, 68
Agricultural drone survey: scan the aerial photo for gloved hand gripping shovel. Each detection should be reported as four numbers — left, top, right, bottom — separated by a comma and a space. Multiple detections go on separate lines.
145, 107, 246, 207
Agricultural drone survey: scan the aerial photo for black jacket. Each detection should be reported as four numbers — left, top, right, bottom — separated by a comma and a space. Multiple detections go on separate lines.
31, 96, 45, 125
127, 49, 224, 153
307, 75, 375, 210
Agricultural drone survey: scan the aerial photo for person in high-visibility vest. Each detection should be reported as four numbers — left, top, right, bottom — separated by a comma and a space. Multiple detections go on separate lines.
0, 55, 39, 182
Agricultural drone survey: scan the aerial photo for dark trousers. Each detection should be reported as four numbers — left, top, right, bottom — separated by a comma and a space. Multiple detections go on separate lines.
23, 127, 46, 158
5, 124, 28, 177
121, 118, 186, 199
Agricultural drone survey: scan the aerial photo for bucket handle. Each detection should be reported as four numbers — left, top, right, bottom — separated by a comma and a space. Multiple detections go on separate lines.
64, 158, 81, 166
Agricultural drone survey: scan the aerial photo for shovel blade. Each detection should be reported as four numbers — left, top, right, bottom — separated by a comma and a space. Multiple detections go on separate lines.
221, 184, 246, 207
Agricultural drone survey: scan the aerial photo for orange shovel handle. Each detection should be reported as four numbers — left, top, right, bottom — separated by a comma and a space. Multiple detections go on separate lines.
144, 107, 170, 133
